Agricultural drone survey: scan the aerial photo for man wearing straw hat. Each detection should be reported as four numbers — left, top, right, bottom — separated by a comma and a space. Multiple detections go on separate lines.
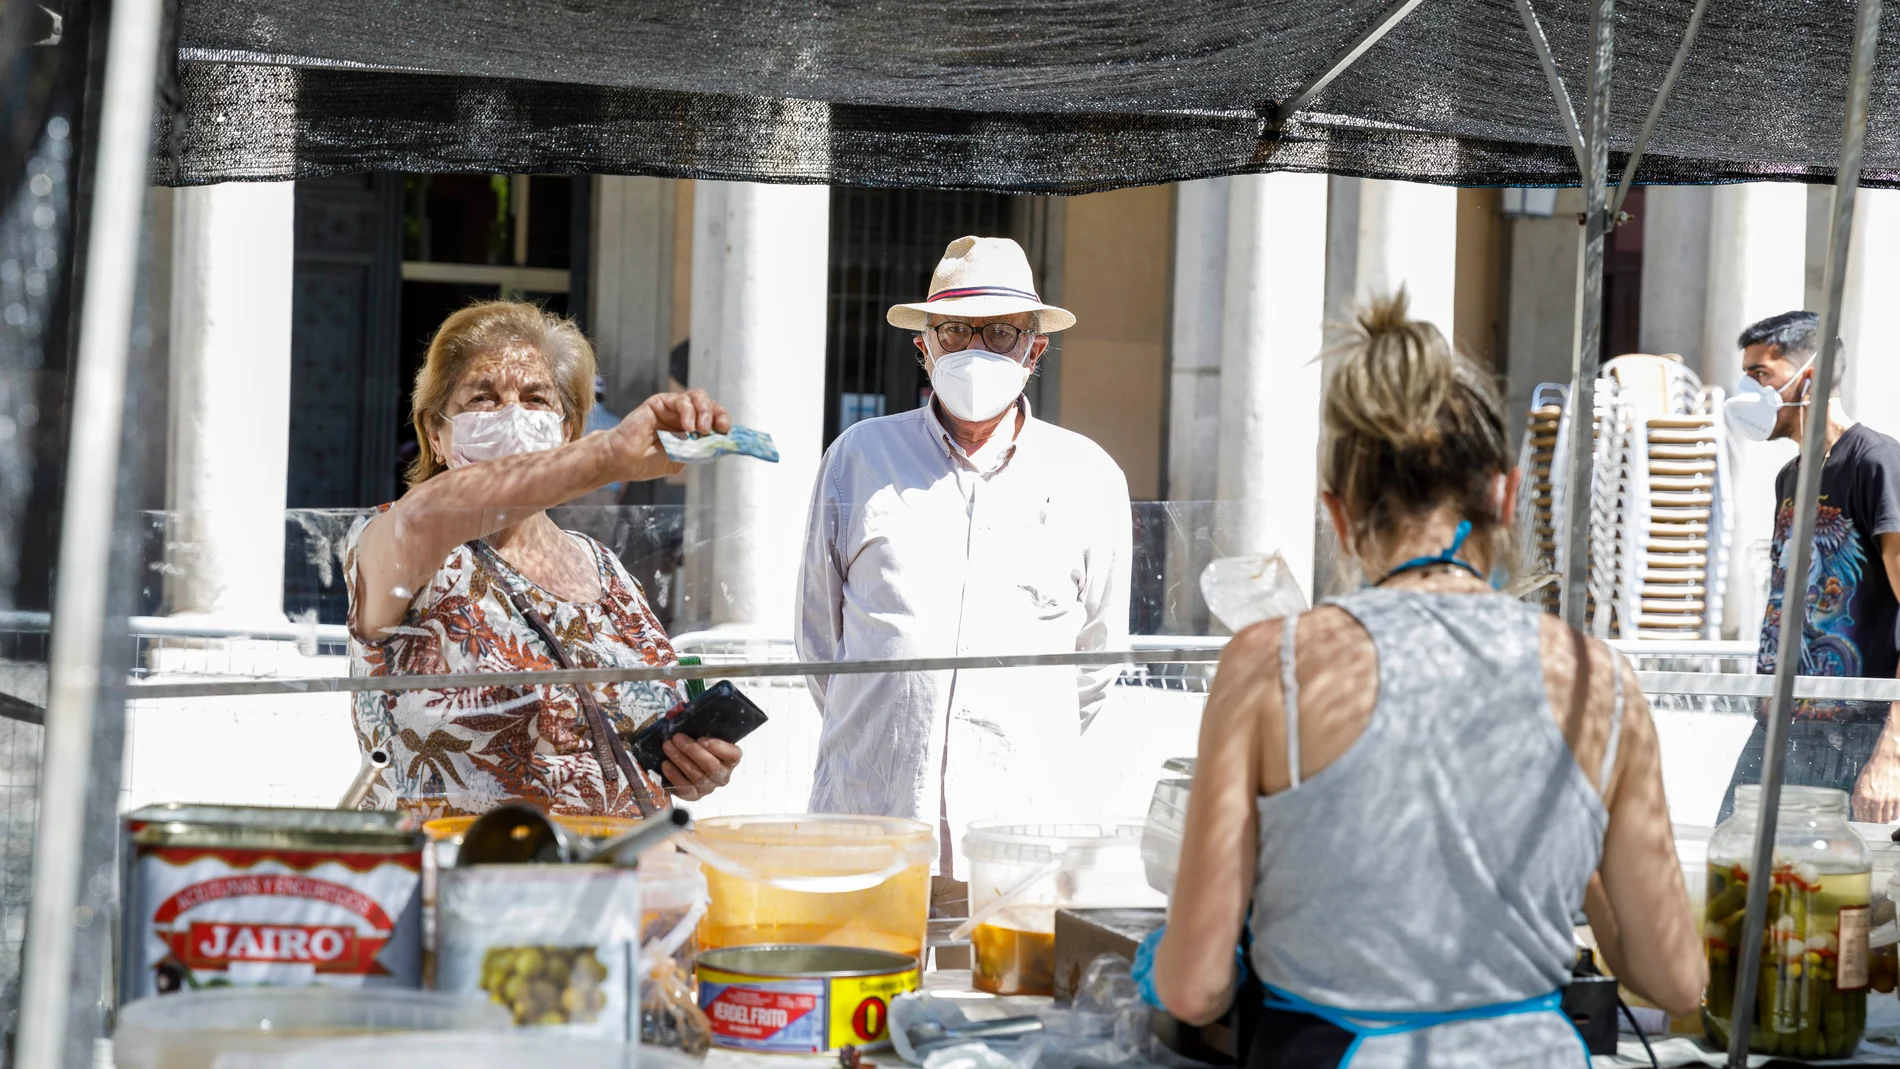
797, 236, 1133, 918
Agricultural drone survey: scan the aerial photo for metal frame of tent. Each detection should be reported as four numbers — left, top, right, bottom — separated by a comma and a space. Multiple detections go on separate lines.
7, 0, 1885, 1064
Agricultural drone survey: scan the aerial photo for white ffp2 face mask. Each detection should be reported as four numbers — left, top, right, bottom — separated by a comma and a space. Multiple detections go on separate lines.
443, 404, 566, 467
1724, 356, 1814, 442
929, 349, 1032, 422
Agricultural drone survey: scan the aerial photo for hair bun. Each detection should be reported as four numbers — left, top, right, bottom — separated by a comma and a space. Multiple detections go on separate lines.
1325, 289, 1456, 455
1321, 289, 1512, 575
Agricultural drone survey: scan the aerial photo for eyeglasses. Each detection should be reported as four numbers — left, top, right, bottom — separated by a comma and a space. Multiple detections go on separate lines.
929, 321, 1034, 354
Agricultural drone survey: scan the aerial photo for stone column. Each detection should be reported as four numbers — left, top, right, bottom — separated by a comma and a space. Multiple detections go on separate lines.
1638, 186, 1713, 366
591, 176, 677, 418
1839, 188, 1900, 442
1351, 179, 1458, 334
1702, 183, 1808, 385
1162, 179, 1230, 632
165, 181, 296, 626
1501, 188, 1585, 452
1701, 183, 1808, 640
682, 181, 829, 639
1215, 173, 1330, 603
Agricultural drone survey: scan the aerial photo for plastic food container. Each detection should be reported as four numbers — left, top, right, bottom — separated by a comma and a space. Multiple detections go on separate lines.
962, 820, 1163, 996
685, 815, 932, 960
436, 866, 643, 1037
1703, 786, 1872, 1057
640, 848, 709, 963
421, 815, 640, 982
1141, 778, 1191, 895
275, 1032, 682, 1069
113, 986, 508, 1069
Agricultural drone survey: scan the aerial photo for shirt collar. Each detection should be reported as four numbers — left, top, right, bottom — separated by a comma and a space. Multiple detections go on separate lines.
924, 396, 1032, 473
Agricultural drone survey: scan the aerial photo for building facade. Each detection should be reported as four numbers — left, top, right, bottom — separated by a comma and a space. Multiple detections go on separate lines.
139, 175, 1900, 643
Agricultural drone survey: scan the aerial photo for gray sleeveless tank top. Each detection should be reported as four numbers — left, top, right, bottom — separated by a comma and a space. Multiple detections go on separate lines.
1249, 589, 1623, 1068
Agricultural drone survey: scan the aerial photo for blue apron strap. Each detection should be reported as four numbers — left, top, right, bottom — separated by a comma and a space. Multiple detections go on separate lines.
1261, 984, 1575, 1055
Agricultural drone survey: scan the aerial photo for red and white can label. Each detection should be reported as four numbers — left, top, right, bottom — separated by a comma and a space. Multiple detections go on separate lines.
700, 976, 827, 1052
129, 846, 420, 998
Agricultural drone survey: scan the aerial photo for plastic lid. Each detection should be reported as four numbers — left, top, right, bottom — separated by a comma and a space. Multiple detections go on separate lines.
693, 814, 932, 844
115, 988, 509, 1035
276, 1034, 698, 1069
1729, 784, 1851, 813
962, 820, 1146, 864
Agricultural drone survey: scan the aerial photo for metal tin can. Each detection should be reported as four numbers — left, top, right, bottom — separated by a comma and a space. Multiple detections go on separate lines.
121, 803, 424, 999
696, 945, 920, 1054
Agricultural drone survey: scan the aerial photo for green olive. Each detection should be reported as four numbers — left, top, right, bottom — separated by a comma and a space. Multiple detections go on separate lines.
514, 947, 546, 978
545, 955, 571, 985
536, 1011, 567, 1026
501, 974, 527, 1002
572, 953, 607, 985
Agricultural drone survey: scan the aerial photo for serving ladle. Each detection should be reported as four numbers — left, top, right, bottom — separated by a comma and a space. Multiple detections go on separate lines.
458, 802, 692, 866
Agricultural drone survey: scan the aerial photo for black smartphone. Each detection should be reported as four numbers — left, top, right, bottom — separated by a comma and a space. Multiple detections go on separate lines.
628, 680, 769, 773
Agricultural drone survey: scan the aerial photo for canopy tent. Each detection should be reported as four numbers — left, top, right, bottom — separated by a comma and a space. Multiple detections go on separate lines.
160, 0, 1900, 191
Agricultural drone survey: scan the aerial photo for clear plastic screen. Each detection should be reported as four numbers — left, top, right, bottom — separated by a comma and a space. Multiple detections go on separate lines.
0, 501, 1801, 832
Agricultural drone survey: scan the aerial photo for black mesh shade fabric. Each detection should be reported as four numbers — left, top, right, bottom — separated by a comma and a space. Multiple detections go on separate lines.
159, 0, 1900, 191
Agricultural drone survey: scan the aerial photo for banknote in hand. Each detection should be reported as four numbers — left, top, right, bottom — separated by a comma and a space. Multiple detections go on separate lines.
658, 425, 780, 464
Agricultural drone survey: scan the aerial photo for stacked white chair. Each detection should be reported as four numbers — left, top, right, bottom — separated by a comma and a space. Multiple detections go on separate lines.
1516, 355, 1732, 640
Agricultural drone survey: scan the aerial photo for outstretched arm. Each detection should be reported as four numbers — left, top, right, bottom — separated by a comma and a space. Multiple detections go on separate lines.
352, 390, 728, 639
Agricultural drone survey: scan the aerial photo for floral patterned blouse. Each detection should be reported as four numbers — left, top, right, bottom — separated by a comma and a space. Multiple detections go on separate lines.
344, 507, 682, 820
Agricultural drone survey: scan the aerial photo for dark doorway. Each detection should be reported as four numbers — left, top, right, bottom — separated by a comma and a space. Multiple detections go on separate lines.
287, 175, 404, 511
1601, 187, 1645, 361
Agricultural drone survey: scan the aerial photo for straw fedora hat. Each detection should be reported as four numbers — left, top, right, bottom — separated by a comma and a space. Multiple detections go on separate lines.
887, 236, 1076, 333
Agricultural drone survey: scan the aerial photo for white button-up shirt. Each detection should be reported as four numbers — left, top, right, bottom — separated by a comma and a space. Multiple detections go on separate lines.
797, 400, 1132, 876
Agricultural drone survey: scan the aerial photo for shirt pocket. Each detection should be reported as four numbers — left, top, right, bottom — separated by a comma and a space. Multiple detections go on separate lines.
977, 516, 1081, 617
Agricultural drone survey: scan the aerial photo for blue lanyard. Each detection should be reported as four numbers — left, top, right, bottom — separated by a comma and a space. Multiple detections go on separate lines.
1261, 983, 1588, 1066
1374, 519, 1485, 585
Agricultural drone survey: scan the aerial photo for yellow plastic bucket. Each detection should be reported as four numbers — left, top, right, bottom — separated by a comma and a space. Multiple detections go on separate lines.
684, 815, 932, 960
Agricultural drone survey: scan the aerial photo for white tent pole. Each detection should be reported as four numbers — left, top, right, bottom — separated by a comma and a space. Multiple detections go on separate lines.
1558, 0, 1614, 630
1723, 0, 1882, 1062
15, 0, 162, 1065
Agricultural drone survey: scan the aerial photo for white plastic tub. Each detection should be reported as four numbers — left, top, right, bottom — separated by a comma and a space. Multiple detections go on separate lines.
960, 820, 1161, 995
114, 987, 508, 1069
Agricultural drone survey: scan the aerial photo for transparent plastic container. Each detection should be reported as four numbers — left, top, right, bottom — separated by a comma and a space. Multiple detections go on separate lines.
421, 815, 642, 983
1703, 786, 1873, 1058
640, 848, 708, 961
962, 820, 1163, 996
113, 987, 508, 1069
1140, 778, 1191, 895
685, 815, 932, 961
275, 1031, 689, 1069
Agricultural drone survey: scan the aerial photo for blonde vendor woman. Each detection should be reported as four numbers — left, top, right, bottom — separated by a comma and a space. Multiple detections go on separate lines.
1141, 295, 1704, 1067
346, 301, 743, 818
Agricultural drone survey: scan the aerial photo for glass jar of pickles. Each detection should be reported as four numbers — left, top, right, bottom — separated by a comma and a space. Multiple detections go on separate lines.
1703, 785, 1873, 1058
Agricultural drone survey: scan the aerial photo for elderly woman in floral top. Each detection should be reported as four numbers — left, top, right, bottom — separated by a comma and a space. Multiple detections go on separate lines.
347, 300, 743, 819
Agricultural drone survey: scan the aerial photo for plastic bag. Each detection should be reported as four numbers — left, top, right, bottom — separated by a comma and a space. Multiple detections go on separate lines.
1199, 554, 1306, 632
641, 955, 712, 1057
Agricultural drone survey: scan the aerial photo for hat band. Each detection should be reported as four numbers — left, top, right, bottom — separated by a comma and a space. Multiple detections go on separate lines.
926, 284, 1041, 303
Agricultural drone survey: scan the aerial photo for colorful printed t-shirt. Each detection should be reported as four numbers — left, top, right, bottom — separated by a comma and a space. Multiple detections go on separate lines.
1758, 422, 1900, 720
345, 508, 682, 819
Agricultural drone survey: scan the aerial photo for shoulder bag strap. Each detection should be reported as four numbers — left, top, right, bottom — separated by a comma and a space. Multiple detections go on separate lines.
467, 540, 661, 818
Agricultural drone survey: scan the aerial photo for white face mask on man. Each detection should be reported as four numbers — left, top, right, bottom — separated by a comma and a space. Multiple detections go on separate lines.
926, 329, 1036, 422
442, 404, 566, 467
1724, 355, 1815, 442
